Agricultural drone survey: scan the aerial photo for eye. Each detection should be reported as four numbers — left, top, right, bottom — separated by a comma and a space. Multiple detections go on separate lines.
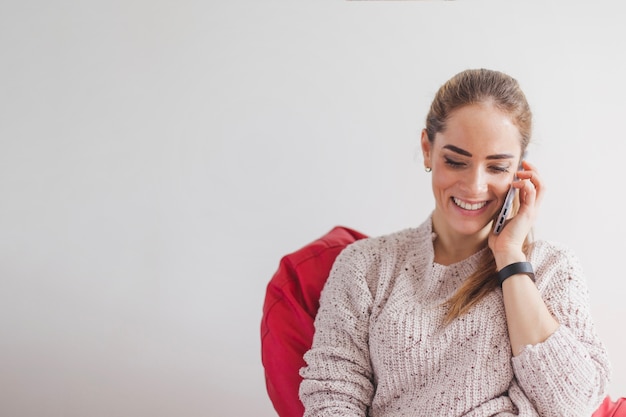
444, 157, 466, 169
489, 165, 510, 174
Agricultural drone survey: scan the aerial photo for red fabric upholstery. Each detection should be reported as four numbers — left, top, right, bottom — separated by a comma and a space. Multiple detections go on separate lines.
593, 396, 626, 417
260, 226, 368, 417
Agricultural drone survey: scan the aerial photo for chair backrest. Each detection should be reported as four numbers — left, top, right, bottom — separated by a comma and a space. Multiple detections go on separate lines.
260, 226, 368, 417
593, 396, 626, 417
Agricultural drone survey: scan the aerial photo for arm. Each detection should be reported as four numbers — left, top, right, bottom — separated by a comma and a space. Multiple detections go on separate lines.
496, 250, 559, 356
489, 160, 559, 354
489, 161, 610, 416
510, 245, 611, 417
299, 244, 375, 417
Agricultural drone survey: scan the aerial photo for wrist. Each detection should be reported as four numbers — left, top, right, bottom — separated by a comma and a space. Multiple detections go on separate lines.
495, 261, 535, 286
494, 251, 526, 270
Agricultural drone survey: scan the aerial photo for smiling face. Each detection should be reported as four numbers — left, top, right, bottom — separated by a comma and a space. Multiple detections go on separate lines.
422, 102, 523, 240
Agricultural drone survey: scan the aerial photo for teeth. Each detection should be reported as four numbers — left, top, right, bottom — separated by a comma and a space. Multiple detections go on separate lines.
453, 197, 487, 211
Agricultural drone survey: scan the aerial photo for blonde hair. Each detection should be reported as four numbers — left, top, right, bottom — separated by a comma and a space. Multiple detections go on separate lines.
424, 69, 533, 324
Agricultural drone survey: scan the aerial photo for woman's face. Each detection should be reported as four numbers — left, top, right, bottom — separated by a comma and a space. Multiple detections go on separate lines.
422, 102, 523, 239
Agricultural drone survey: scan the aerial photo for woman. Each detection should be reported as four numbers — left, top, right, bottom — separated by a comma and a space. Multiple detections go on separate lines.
299, 68, 611, 416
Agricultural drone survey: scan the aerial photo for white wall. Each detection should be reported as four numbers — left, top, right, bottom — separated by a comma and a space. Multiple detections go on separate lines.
1, 1, 624, 416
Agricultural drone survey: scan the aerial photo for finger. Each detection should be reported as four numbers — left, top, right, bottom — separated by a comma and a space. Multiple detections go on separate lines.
516, 166, 544, 204
520, 161, 541, 184
521, 160, 538, 173
521, 177, 537, 206
512, 176, 542, 216
516, 168, 539, 185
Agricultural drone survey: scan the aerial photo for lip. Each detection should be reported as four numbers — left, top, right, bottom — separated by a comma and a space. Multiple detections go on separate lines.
451, 196, 492, 215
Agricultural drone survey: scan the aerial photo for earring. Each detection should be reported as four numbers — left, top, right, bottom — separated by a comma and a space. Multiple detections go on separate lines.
425, 167, 432, 172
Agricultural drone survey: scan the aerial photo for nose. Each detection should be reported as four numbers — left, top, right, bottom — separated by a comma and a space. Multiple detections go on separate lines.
462, 168, 488, 194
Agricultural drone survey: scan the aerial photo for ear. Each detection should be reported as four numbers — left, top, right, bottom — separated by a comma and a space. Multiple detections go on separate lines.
421, 129, 432, 169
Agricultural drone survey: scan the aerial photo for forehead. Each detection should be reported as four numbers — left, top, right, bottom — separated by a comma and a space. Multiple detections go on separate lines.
434, 103, 522, 156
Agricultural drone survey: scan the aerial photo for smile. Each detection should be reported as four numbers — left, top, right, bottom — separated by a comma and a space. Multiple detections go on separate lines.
453, 197, 487, 211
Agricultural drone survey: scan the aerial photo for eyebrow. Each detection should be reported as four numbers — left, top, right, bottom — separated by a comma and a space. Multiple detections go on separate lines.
442, 144, 515, 160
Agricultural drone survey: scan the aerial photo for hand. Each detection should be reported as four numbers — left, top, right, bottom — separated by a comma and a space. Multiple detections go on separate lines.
488, 160, 544, 265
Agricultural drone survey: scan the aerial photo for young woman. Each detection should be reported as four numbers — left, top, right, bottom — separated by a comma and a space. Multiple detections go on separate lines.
299, 68, 611, 416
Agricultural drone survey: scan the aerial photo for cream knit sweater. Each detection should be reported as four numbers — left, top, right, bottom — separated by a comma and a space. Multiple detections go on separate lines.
299, 216, 611, 417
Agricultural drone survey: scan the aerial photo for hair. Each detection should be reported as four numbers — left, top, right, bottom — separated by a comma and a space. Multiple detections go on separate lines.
424, 68, 533, 325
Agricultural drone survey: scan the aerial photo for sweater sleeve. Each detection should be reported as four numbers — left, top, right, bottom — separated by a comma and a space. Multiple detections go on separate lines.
299, 242, 375, 417
511, 243, 611, 417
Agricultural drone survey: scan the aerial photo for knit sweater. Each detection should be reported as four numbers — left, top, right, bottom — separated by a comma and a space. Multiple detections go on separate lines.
299, 216, 611, 417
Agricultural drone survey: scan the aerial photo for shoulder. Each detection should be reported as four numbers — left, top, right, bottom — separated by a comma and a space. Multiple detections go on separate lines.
326, 221, 433, 303
528, 239, 581, 269
329, 219, 434, 289
338, 220, 432, 265
528, 239, 587, 291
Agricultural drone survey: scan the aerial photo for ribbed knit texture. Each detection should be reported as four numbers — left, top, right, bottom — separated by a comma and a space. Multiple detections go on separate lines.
299, 216, 611, 417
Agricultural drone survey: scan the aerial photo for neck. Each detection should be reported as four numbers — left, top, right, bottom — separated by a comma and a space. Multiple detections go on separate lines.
431, 215, 489, 266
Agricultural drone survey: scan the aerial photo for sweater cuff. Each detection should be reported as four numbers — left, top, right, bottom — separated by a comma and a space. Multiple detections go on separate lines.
511, 325, 600, 415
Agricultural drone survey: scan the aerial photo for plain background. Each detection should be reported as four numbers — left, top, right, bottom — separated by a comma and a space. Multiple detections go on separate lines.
1, 1, 625, 416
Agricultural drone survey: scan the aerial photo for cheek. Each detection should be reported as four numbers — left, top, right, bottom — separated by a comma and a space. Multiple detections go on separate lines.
495, 175, 516, 195
495, 183, 510, 197
431, 170, 457, 194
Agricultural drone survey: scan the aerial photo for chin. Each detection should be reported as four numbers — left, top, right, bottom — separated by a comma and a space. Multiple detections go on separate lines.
451, 217, 492, 237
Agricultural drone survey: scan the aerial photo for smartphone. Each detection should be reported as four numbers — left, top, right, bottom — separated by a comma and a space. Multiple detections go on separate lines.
492, 154, 526, 235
